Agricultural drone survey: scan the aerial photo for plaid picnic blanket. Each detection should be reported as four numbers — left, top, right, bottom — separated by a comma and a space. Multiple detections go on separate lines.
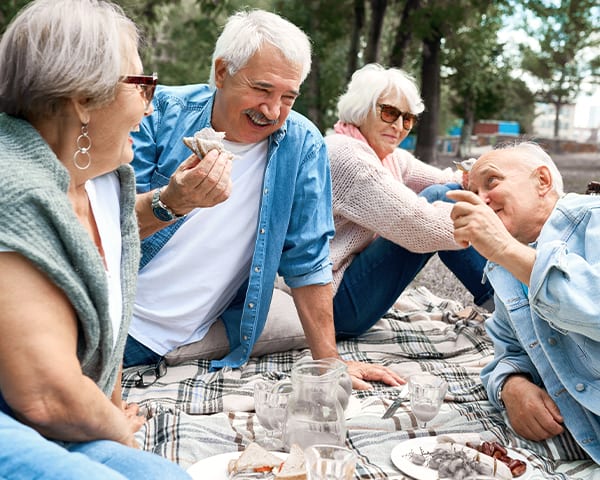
122, 287, 600, 479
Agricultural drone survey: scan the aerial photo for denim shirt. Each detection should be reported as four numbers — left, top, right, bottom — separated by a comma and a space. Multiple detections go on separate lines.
481, 193, 600, 462
131, 84, 334, 369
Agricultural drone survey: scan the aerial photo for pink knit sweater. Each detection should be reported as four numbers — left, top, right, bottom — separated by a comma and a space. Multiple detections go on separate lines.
326, 132, 464, 294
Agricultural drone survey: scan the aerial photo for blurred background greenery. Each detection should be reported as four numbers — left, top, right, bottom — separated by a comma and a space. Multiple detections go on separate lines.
1, 0, 598, 162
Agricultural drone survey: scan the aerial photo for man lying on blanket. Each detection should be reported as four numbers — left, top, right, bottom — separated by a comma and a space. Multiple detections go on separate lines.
448, 141, 600, 463
122, 9, 402, 390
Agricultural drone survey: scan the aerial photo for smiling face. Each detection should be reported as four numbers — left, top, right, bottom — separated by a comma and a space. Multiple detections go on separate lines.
358, 91, 412, 160
211, 42, 302, 144
468, 150, 556, 243
85, 41, 151, 173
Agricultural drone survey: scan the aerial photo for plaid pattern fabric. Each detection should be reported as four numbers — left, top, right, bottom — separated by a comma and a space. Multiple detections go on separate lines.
122, 287, 599, 479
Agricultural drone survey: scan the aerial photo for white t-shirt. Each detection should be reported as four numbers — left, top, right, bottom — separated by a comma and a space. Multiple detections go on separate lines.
0, 173, 123, 348
129, 139, 268, 355
85, 173, 123, 347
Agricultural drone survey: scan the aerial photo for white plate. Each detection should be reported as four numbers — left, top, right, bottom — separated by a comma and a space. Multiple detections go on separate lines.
390, 437, 532, 480
187, 451, 287, 480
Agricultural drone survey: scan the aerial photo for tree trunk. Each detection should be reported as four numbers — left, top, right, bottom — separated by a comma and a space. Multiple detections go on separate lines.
388, 0, 420, 68
415, 33, 442, 164
304, 0, 322, 131
457, 97, 475, 158
364, 0, 388, 64
347, 0, 365, 82
553, 101, 561, 139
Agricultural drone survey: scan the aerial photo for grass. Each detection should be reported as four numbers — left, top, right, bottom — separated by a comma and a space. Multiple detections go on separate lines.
408, 151, 600, 309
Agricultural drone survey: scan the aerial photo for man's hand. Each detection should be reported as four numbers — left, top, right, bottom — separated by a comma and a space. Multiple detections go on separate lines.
344, 360, 405, 390
502, 375, 564, 441
447, 190, 535, 284
447, 190, 514, 262
160, 149, 233, 214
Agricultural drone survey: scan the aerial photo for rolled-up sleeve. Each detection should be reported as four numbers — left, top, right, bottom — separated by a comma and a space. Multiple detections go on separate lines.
279, 138, 334, 289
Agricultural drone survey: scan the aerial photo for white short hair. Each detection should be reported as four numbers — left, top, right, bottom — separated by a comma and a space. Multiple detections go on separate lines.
208, 9, 312, 88
496, 141, 565, 196
336, 63, 425, 126
0, 0, 139, 119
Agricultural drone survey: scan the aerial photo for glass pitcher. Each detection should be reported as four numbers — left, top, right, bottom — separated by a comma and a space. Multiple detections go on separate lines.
284, 357, 349, 450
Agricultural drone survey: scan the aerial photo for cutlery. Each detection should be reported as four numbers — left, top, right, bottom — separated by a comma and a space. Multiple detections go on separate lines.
381, 396, 409, 419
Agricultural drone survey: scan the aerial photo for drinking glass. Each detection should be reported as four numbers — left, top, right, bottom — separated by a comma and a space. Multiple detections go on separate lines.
408, 373, 448, 428
253, 380, 291, 451
304, 444, 356, 480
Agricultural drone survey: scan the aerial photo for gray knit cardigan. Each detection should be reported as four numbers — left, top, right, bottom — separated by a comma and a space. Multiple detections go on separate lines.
0, 113, 140, 396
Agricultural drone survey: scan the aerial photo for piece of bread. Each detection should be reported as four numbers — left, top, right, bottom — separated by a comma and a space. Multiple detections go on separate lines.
227, 442, 284, 476
274, 444, 306, 480
182, 127, 234, 159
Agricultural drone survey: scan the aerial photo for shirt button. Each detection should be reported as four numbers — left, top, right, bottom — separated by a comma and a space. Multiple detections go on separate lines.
548, 337, 557, 346
264, 188, 269, 194
254, 266, 261, 272
576, 383, 585, 392
243, 335, 248, 341
248, 303, 255, 309
260, 228, 265, 234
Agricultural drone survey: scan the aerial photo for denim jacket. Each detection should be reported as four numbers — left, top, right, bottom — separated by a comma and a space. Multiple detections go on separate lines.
481, 193, 600, 462
131, 84, 334, 369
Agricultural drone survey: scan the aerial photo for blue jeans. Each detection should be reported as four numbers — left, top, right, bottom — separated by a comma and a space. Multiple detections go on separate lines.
0, 408, 191, 480
333, 183, 493, 338
123, 335, 163, 368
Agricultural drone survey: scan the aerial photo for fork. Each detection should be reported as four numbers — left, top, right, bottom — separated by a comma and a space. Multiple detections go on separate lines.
228, 471, 275, 480
381, 396, 410, 419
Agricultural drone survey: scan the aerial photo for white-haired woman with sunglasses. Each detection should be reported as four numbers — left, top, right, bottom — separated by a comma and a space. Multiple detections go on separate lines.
327, 64, 494, 339
0, 0, 190, 478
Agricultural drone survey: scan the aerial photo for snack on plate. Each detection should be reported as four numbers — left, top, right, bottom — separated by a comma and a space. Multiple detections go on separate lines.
275, 444, 306, 480
227, 442, 306, 480
182, 127, 234, 159
227, 442, 283, 477
430, 440, 514, 479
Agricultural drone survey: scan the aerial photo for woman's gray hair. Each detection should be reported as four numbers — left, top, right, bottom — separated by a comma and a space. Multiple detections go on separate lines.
498, 141, 565, 196
208, 9, 312, 88
0, 0, 139, 119
337, 63, 425, 126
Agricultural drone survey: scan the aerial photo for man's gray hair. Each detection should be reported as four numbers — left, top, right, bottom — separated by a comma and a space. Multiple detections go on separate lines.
208, 9, 312, 88
499, 141, 565, 196
336, 63, 425, 126
0, 0, 139, 119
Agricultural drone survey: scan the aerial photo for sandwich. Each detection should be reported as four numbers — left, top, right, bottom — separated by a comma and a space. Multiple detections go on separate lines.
227, 442, 306, 480
182, 127, 234, 160
274, 444, 306, 480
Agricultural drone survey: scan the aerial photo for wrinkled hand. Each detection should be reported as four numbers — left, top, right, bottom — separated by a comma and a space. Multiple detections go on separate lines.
160, 149, 232, 215
503, 376, 564, 441
447, 190, 515, 263
344, 360, 405, 390
122, 401, 146, 445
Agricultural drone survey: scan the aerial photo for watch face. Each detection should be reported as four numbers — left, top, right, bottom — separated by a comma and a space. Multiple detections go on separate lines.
151, 188, 175, 222
152, 204, 175, 222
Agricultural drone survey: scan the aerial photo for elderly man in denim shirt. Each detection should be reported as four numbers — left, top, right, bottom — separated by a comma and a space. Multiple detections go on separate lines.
447, 141, 600, 462
123, 10, 401, 390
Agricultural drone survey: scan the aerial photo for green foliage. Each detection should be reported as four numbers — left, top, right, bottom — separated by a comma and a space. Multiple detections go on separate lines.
518, 0, 599, 135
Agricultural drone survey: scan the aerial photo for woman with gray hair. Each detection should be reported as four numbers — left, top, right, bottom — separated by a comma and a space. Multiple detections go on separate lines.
327, 63, 494, 339
0, 0, 190, 478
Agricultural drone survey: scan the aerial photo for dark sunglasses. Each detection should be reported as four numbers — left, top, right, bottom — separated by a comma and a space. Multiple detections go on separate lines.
134, 358, 167, 388
377, 103, 417, 130
120, 72, 158, 107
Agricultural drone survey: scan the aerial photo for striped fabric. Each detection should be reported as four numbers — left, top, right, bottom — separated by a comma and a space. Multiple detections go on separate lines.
122, 287, 598, 479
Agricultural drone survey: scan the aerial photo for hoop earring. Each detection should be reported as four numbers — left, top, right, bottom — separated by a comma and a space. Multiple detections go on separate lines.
73, 123, 92, 170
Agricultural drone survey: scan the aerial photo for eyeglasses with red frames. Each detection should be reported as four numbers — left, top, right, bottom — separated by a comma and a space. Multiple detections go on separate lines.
377, 103, 417, 130
119, 72, 158, 107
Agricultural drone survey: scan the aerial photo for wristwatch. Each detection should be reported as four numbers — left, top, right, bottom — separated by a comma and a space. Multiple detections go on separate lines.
151, 187, 184, 222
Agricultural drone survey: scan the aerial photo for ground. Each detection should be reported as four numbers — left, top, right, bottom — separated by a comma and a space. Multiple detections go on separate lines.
408, 151, 600, 308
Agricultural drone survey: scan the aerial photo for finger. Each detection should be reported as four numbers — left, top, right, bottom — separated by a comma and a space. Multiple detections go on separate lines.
350, 375, 373, 391
363, 368, 405, 387
446, 189, 482, 205
542, 396, 564, 424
